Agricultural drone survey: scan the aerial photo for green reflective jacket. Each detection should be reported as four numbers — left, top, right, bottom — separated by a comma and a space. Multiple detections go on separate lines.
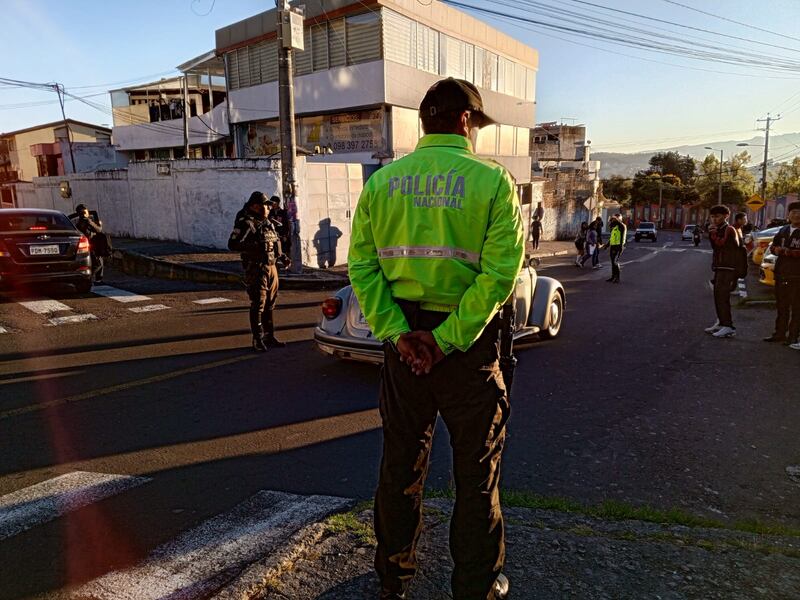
348, 134, 524, 354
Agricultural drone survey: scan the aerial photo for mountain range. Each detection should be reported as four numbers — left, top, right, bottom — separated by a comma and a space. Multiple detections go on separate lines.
593, 132, 800, 179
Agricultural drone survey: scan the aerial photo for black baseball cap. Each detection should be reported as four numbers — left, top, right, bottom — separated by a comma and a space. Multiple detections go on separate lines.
247, 191, 269, 206
419, 78, 496, 128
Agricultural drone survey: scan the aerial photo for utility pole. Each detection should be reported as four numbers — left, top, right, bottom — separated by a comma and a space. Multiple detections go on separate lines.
183, 75, 190, 158
54, 84, 76, 173
757, 113, 780, 227
277, 0, 303, 273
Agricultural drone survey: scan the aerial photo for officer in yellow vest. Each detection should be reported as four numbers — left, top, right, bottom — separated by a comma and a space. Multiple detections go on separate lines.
349, 78, 523, 600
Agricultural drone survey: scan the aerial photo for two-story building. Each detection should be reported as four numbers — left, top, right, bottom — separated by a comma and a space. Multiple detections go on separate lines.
0, 119, 114, 207
215, 0, 537, 185
110, 57, 232, 161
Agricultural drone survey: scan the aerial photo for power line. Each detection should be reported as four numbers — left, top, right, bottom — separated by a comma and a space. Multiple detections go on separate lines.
443, 1, 800, 74
658, 0, 800, 43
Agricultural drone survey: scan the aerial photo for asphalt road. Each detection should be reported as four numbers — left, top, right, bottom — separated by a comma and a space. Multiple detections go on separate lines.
0, 231, 797, 598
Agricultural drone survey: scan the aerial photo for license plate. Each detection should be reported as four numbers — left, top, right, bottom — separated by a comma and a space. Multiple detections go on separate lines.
30, 245, 60, 256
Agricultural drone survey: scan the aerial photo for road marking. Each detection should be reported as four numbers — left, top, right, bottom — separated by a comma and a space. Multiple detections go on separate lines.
192, 297, 232, 305
0, 472, 150, 541
73, 491, 352, 600
91, 285, 151, 303
128, 304, 170, 313
19, 299, 71, 314
48, 314, 98, 326
0, 354, 258, 421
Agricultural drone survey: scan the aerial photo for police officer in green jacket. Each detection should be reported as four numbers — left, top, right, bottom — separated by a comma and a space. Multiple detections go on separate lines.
228, 191, 289, 351
349, 78, 523, 600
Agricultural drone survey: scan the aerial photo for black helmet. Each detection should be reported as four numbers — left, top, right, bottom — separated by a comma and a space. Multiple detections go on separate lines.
75, 203, 88, 212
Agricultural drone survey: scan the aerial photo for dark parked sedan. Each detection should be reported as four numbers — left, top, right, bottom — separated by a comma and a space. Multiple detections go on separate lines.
0, 208, 93, 293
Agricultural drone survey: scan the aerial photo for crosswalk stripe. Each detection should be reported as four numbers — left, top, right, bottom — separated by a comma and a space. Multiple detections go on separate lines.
192, 297, 232, 305
128, 304, 170, 313
73, 490, 351, 600
19, 299, 71, 314
91, 285, 151, 303
48, 314, 98, 326
0, 472, 150, 541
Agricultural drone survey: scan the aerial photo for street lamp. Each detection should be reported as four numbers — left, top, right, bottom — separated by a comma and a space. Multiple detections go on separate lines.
705, 146, 724, 205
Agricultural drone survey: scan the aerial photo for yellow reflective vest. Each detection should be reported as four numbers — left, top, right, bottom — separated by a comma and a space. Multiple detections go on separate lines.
348, 134, 524, 354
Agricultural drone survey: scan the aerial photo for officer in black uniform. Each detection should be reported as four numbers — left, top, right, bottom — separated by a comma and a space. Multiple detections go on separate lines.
71, 203, 104, 284
228, 191, 290, 351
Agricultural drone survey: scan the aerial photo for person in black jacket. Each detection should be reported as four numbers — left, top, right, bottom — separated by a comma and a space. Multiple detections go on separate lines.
228, 191, 291, 351
764, 201, 800, 348
71, 204, 104, 285
705, 205, 740, 338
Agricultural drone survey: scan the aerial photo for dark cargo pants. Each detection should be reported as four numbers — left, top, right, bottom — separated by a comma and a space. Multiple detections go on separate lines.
713, 269, 736, 328
244, 262, 279, 336
374, 303, 509, 600
774, 276, 800, 342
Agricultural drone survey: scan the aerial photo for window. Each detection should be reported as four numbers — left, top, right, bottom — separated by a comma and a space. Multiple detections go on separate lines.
329, 18, 347, 67
311, 23, 329, 71
442, 36, 466, 79
474, 46, 485, 89
346, 12, 381, 65
526, 67, 536, 101
415, 22, 438, 74
383, 9, 414, 66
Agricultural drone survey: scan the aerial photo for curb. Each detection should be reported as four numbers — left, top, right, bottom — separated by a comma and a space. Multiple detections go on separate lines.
531, 249, 571, 259
110, 249, 349, 291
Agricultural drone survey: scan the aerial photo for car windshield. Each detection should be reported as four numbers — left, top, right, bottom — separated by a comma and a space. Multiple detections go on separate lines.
0, 212, 74, 232
639, 223, 655, 229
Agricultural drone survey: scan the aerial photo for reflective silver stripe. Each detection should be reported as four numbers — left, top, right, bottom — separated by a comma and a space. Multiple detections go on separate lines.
378, 245, 480, 263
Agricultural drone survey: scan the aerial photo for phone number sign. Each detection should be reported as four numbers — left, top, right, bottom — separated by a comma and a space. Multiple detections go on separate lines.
329, 109, 385, 154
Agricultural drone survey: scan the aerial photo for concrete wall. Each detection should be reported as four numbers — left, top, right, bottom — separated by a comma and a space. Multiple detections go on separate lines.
14, 158, 363, 266
61, 141, 129, 173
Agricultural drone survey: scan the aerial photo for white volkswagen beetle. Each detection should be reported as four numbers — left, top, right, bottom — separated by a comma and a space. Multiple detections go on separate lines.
314, 259, 565, 364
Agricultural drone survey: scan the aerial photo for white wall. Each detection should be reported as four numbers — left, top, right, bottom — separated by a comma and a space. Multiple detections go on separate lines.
15, 158, 363, 266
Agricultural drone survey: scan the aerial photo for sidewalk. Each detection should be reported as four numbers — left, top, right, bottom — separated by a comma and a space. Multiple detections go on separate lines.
110, 237, 350, 290
109, 237, 574, 290
219, 497, 800, 599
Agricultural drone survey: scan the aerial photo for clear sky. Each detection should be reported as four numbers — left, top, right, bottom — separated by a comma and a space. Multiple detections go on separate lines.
2, 0, 799, 153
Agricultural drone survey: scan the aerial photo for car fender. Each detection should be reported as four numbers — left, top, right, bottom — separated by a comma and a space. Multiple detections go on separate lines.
529, 276, 565, 329
318, 285, 355, 335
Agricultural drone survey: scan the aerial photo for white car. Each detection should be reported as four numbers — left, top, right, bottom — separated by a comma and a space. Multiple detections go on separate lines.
314, 261, 566, 364
681, 224, 698, 241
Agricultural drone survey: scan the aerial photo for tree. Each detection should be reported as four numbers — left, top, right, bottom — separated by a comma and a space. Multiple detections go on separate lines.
767, 157, 800, 198
647, 151, 696, 184
600, 175, 632, 206
695, 151, 755, 208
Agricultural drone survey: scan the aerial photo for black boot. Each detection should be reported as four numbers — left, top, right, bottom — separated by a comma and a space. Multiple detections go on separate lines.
252, 335, 267, 352
262, 313, 286, 348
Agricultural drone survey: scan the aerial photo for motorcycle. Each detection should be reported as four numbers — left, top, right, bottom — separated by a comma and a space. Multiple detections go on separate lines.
693, 230, 701, 247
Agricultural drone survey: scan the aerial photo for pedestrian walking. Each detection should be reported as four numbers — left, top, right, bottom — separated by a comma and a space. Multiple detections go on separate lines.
605, 214, 626, 283
592, 216, 604, 269
529, 214, 543, 250
71, 203, 104, 285
574, 221, 588, 267
732, 212, 748, 294
705, 205, 740, 338
763, 201, 800, 348
580, 222, 598, 268
228, 191, 290, 351
349, 77, 521, 600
